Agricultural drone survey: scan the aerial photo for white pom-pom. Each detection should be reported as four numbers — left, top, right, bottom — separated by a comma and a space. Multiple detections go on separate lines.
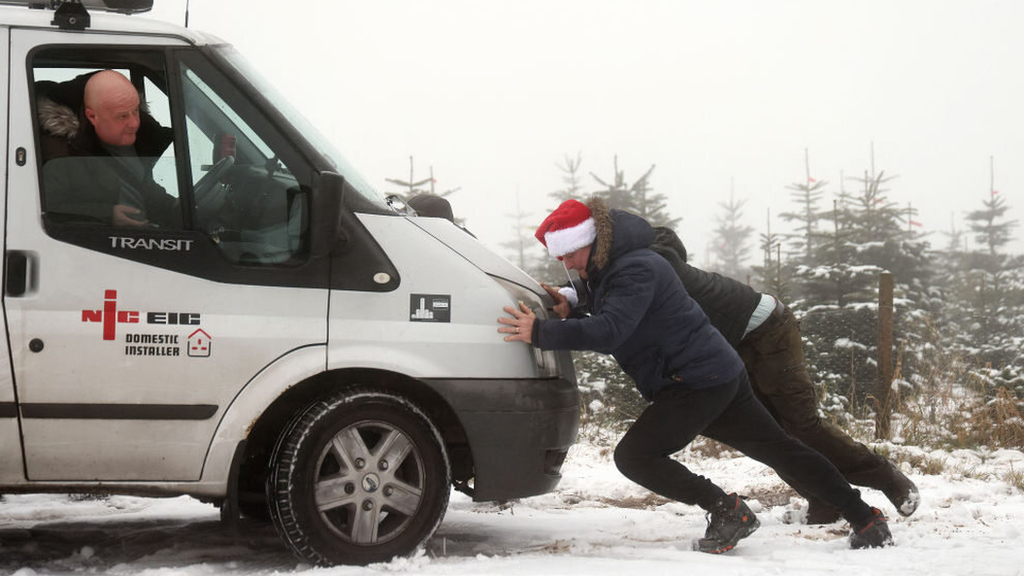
558, 286, 579, 307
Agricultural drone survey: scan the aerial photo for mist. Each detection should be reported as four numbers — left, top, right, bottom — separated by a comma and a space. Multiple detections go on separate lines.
146, 0, 1024, 264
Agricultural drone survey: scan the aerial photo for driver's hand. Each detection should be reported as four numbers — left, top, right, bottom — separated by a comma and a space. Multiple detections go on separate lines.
112, 204, 148, 227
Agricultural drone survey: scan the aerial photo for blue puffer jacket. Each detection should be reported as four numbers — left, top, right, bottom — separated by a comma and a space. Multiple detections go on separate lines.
533, 199, 744, 401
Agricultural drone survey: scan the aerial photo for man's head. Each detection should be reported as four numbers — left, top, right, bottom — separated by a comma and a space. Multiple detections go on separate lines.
83, 70, 140, 147
535, 199, 597, 276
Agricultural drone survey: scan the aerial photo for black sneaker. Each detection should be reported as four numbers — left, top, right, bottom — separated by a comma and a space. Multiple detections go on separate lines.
849, 507, 893, 549
882, 462, 920, 517
693, 493, 760, 554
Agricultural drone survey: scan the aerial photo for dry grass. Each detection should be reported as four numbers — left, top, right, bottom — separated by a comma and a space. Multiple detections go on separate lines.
593, 493, 672, 510
1003, 465, 1024, 491
747, 484, 799, 507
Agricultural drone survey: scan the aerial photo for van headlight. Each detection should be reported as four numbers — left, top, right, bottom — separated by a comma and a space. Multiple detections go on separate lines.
493, 277, 560, 378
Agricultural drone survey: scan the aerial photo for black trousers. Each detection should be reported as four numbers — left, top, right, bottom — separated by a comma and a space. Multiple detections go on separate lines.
613, 371, 873, 523
738, 302, 896, 508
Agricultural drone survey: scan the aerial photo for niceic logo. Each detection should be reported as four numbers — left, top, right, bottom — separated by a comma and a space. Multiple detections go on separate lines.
81, 290, 200, 341
81, 290, 138, 340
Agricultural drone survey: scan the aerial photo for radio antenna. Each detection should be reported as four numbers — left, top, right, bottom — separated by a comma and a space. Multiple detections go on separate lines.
184, 0, 189, 27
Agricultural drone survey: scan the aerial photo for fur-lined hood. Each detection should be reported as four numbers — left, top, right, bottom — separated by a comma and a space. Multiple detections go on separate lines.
37, 94, 155, 141
38, 96, 81, 139
583, 196, 655, 275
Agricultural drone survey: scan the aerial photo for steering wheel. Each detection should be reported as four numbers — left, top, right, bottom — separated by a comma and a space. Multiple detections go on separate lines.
194, 156, 235, 204
193, 156, 235, 221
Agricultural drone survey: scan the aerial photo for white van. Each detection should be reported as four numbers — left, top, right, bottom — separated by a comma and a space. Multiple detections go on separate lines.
0, 0, 578, 566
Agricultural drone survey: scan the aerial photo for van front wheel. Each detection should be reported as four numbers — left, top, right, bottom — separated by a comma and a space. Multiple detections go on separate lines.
268, 390, 450, 566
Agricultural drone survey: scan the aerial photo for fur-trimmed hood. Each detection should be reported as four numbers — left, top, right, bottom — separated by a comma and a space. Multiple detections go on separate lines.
37, 92, 155, 141
583, 196, 655, 276
38, 96, 81, 139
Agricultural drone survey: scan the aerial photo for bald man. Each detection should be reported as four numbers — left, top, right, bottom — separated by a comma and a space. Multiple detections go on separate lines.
41, 69, 178, 228
84, 70, 141, 149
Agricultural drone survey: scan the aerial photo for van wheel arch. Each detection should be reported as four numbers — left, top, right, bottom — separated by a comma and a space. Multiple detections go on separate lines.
234, 369, 472, 524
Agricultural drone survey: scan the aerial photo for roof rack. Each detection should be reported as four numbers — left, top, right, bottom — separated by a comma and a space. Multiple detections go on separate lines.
0, 0, 152, 31
0, 0, 153, 15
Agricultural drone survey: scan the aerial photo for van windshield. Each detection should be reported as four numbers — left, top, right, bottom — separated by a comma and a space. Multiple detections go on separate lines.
209, 45, 388, 210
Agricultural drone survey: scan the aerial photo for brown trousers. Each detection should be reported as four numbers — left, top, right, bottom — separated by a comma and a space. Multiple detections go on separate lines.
737, 301, 895, 505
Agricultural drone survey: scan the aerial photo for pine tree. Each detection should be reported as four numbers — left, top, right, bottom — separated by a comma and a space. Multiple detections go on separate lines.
967, 197, 1019, 259
589, 155, 678, 227
797, 159, 933, 413
500, 189, 534, 270
630, 165, 678, 229
780, 148, 829, 265
590, 155, 641, 213
966, 157, 1019, 261
385, 156, 461, 200
938, 159, 1024, 378
709, 183, 754, 279
551, 152, 585, 203
751, 208, 792, 301
526, 153, 591, 283
384, 156, 434, 199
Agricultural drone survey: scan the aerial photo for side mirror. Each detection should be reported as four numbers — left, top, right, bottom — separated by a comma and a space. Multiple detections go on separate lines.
312, 171, 345, 258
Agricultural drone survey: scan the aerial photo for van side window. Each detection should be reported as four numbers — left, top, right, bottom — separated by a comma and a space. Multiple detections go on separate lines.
31, 48, 312, 271
35, 62, 182, 229
178, 58, 309, 265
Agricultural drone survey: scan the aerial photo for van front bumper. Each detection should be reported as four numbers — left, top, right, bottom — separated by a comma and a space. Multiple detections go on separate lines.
424, 376, 579, 501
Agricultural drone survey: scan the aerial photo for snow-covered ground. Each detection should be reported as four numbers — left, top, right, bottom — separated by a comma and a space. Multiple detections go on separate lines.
2, 440, 1022, 575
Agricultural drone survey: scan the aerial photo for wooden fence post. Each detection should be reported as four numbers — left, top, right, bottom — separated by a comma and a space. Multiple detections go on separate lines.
875, 272, 894, 440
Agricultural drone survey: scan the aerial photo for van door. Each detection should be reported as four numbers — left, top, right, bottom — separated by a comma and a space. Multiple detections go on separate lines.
0, 23, 26, 484
3, 30, 328, 481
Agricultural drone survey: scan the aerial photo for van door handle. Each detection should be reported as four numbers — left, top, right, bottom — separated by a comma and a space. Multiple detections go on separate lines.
4, 250, 36, 297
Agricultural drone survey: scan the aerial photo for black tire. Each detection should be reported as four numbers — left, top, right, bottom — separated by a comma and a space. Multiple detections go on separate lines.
267, 390, 450, 566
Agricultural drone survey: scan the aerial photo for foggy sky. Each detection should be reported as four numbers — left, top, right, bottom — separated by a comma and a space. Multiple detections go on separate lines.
146, 0, 1024, 266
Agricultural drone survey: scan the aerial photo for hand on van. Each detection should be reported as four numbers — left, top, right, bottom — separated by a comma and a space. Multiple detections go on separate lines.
498, 302, 535, 344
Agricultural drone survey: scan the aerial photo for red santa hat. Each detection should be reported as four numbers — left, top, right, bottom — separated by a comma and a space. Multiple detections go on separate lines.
535, 199, 597, 258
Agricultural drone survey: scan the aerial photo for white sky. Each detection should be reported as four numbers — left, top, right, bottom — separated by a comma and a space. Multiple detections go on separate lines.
146, 0, 1024, 265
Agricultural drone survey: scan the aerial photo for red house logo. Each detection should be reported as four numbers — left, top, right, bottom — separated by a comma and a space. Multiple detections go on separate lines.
187, 329, 212, 358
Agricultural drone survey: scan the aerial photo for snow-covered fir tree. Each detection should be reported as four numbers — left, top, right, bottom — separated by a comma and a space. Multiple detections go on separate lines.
794, 167, 933, 418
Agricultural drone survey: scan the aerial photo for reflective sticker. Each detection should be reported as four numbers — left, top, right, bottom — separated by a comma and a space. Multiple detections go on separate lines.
410, 294, 451, 323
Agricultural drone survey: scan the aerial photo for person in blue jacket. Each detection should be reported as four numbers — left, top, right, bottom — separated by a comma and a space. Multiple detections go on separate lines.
498, 197, 892, 553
